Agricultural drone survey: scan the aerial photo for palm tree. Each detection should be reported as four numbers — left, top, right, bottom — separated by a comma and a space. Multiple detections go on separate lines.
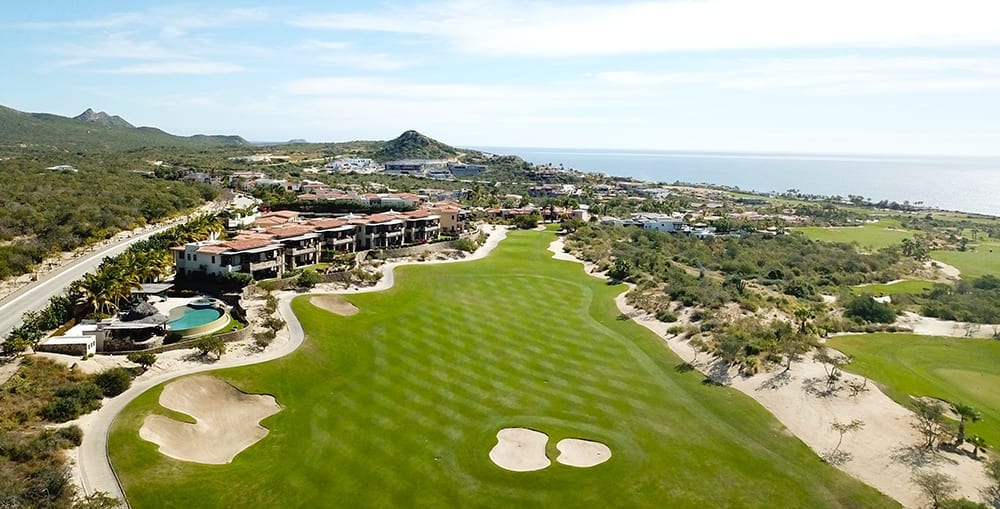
952, 402, 982, 445
967, 435, 987, 459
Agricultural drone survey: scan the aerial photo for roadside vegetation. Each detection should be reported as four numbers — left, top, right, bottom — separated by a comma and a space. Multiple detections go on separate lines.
0, 357, 124, 508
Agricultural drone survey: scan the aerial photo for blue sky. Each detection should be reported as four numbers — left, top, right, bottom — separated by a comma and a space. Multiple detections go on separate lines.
3, 1, 1000, 155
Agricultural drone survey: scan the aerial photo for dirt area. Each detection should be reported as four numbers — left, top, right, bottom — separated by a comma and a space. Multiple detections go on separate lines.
555, 438, 611, 468
138, 375, 280, 464
489, 428, 551, 472
309, 295, 359, 316
550, 238, 992, 508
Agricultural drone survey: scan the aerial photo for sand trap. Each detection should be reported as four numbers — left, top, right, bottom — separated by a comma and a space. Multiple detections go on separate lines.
310, 295, 359, 316
556, 438, 611, 467
139, 375, 281, 464
489, 428, 551, 472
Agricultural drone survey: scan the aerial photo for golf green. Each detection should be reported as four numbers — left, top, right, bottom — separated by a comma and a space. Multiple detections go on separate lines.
109, 230, 895, 508
828, 333, 1000, 447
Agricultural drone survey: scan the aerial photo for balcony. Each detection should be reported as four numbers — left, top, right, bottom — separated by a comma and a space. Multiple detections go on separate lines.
249, 259, 281, 271
288, 245, 318, 256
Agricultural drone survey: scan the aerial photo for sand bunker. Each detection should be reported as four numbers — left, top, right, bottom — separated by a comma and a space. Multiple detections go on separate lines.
556, 438, 612, 468
310, 295, 359, 316
489, 428, 551, 472
139, 375, 281, 464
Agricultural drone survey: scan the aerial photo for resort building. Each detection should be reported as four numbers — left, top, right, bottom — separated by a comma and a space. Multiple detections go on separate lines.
306, 218, 358, 253
265, 226, 322, 269
402, 210, 441, 244
350, 213, 406, 250
172, 237, 285, 280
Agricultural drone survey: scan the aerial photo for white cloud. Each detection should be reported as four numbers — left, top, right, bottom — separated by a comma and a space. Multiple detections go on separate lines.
594, 57, 1000, 93
100, 61, 246, 75
293, 0, 1000, 57
295, 40, 410, 71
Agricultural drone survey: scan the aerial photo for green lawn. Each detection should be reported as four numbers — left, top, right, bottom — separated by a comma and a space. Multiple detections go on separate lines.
110, 231, 896, 508
793, 220, 914, 251
851, 280, 937, 296
931, 241, 1000, 279
828, 333, 1000, 446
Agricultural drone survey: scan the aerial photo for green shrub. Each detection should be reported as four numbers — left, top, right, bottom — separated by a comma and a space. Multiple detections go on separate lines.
56, 425, 83, 446
453, 237, 478, 252
655, 309, 678, 323
297, 270, 323, 289
126, 352, 157, 370
93, 368, 133, 397
844, 294, 897, 323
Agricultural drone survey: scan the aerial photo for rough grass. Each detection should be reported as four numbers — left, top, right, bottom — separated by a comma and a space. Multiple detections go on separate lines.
931, 241, 1000, 279
851, 280, 937, 296
793, 220, 915, 250
109, 231, 896, 508
829, 333, 1000, 447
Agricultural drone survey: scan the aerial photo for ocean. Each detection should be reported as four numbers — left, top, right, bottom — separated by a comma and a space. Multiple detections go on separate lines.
471, 147, 1000, 217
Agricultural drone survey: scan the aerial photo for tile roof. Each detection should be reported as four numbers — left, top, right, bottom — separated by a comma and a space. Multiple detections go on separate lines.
223, 238, 277, 251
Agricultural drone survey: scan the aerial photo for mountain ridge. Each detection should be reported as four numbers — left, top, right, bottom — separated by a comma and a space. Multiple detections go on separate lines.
0, 104, 249, 151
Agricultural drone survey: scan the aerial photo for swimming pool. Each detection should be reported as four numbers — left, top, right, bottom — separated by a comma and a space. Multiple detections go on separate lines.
167, 305, 229, 338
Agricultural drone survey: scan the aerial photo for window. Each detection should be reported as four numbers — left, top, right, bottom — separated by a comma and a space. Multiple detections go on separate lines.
211, 256, 216, 264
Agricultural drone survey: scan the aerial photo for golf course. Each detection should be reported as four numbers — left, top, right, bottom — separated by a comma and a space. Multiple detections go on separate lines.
109, 230, 895, 508
828, 333, 1000, 447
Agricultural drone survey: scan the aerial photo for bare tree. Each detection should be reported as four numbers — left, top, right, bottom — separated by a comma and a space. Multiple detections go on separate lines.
824, 419, 865, 464
912, 399, 951, 451
911, 470, 957, 509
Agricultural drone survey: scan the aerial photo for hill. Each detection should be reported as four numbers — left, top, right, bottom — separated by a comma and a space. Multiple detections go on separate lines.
371, 130, 460, 161
0, 105, 249, 151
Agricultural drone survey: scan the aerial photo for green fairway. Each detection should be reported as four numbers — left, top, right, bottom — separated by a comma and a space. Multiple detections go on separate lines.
851, 280, 936, 296
793, 220, 914, 250
110, 231, 895, 508
828, 333, 1000, 446
932, 241, 1000, 279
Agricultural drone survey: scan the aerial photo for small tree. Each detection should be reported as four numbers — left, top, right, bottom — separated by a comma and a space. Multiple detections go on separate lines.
93, 367, 133, 397
194, 336, 226, 360
967, 435, 987, 460
126, 351, 157, 370
830, 419, 865, 455
912, 399, 951, 450
253, 329, 276, 351
297, 270, 323, 289
844, 294, 897, 323
607, 259, 633, 282
952, 403, 982, 446
912, 470, 957, 509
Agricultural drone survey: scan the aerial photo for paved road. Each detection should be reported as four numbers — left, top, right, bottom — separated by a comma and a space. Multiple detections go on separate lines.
0, 200, 230, 341
0, 224, 178, 340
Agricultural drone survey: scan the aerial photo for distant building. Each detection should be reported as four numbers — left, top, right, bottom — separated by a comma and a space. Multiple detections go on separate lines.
383, 159, 447, 176
447, 163, 488, 177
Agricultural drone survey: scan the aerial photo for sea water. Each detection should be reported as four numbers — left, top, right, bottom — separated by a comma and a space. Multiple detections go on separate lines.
473, 147, 1000, 217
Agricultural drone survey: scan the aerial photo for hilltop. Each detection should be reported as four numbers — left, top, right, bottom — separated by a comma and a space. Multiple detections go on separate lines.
371, 130, 460, 161
0, 105, 249, 151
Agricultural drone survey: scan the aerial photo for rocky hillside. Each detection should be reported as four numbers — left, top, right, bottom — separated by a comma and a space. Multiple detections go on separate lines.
372, 130, 460, 162
0, 105, 249, 151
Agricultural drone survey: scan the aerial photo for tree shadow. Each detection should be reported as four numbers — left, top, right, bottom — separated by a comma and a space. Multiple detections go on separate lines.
757, 370, 792, 391
703, 360, 732, 386
821, 449, 853, 465
889, 445, 947, 469
674, 362, 695, 374
181, 351, 219, 364
801, 376, 841, 398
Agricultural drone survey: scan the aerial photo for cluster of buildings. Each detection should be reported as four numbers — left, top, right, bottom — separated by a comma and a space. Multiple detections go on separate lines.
173, 203, 469, 280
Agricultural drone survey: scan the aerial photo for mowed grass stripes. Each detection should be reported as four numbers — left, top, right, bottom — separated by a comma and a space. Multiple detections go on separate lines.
109, 230, 897, 508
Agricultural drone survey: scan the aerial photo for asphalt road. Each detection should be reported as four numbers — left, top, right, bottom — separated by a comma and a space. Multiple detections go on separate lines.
0, 224, 179, 341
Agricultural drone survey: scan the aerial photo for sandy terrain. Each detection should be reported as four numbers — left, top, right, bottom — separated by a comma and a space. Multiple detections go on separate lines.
929, 259, 962, 280
310, 295, 359, 316
139, 375, 280, 464
550, 238, 992, 508
489, 428, 551, 472
895, 312, 1000, 339
555, 438, 611, 468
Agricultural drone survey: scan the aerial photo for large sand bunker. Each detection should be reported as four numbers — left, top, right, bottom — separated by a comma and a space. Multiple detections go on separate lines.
489, 428, 551, 472
310, 295, 359, 316
556, 438, 612, 467
139, 375, 281, 464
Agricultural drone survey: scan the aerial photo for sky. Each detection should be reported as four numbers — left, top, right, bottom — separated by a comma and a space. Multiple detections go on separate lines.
2, 1, 1000, 156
